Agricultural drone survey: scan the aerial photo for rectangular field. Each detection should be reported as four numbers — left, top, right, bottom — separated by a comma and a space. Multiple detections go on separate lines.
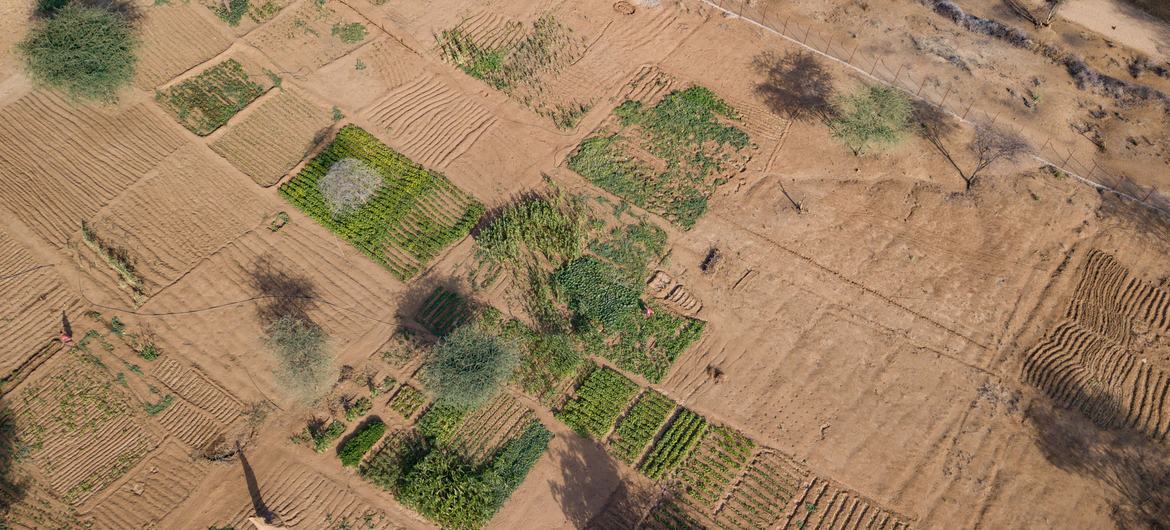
279, 125, 485, 280
556, 365, 639, 438
156, 58, 272, 135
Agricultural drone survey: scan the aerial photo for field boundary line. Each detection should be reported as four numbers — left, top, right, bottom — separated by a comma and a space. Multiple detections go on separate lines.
692, 0, 1170, 219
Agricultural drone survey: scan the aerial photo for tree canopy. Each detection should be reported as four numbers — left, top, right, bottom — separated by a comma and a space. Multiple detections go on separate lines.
20, 4, 138, 102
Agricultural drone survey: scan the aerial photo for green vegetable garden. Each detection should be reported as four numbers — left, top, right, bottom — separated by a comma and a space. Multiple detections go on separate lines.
555, 365, 639, 438
608, 389, 674, 464
280, 125, 485, 281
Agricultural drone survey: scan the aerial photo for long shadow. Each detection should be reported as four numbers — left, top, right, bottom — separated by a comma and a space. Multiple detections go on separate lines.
1026, 390, 1170, 528
236, 441, 275, 524
249, 256, 319, 328
546, 432, 628, 528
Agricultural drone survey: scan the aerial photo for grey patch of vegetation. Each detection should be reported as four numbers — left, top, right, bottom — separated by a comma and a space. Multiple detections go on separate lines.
423, 324, 519, 409
266, 315, 332, 401
318, 157, 382, 219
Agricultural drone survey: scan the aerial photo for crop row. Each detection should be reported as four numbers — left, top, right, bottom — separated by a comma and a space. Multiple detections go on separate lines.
607, 389, 675, 464
279, 125, 484, 281
639, 409, 707, 480
555, 365, 639, 438
676, 425, 755, 507
389, 384, 427, 419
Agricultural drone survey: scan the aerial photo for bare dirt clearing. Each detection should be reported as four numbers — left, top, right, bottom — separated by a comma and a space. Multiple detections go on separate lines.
3, 0, 1170, 528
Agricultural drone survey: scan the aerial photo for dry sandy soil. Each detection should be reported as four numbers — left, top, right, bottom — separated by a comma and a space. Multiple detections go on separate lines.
2, 0, 1170, 528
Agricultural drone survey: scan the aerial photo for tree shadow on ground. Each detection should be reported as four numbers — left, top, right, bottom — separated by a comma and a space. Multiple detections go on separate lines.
752, 50, 837, 123
1026, 394, 1170, 529
236, 440, 278, 525
547, 432, 625, 529
249, 256, 319, 328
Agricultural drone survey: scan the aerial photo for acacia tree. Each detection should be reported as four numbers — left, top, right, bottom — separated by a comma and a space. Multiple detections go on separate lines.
424, 324, 518, 408
20, 4, 138, 102
829, 85, 912, 155
914, 103, 1030, 190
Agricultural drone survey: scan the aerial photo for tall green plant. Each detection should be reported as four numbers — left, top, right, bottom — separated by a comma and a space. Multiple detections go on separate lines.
424, 325, 519, 408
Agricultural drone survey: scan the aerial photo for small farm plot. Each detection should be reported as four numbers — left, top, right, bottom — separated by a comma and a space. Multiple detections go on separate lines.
673, 425, 755, 508
9, 347, 159, 505
387, 384, 427, 419
414, 287, 475, 337
556, 364, 640, 438
245, 0, 370, 74
156, 58, 275, 135
436, 13, 591, 128
134, 2, 233, 89
639, 408, 707, 480
717, 451, 809, 530
607, 389, 676, 465
210, 86, 333, 186
358, 414, 553, 529
447, 392, 538, 464
555, 256, 705, 382
279, 125, 485, 281
567, 85, 751, 229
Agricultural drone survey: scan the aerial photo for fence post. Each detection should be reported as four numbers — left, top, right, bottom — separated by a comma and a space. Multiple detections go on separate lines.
916, 75, 927, 96
939, 83, 952, 106
962, 99, 974, 119
824, 35, 833, 57
804, 25, 812, 44
848, 43, 858, 63
1062, 149, 1073, 167
782, 16, 789, 35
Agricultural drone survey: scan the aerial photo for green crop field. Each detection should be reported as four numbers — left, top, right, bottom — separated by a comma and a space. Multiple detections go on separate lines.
556, 365, 639, 438
608, 389, 675, 464
640, 409, 707, 480
279, 125, 484, 280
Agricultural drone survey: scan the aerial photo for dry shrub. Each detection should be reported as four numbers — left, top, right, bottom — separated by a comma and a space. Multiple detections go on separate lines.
317, 157, 382, 218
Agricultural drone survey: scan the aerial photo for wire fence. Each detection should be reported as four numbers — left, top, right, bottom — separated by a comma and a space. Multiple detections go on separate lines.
693, 0, 1170, 216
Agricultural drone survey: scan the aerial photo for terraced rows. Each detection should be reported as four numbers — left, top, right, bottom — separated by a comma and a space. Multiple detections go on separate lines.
89, 145, 271, 289
675, 426, 755, 509
155, 357, 244, 424
450, 392, 537, 463
155, 398, 225, 449
1067, 250, 1170, 345
43, 415, 157, 505
619, 66, 683, 105
781, 477, 912, 530
365, 76, 497, 169
0, 91, 184, 246
388, 384, 428, 420
220, 466, 392, 529
1024, 320, 1170, 440
88, 441, 210, 529
450, 12, 527, 51
134, 2, 233, 89
0, 228, 81, 380
211, 86, 333, 186
245, 0, 369, 74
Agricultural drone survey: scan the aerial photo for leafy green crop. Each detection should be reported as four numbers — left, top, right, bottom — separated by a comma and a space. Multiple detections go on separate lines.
279, 125, 484, 280
556, 365, 639, 438
608, 390, 674, 464
338, 419, 386, 467
639, 409, 707, 479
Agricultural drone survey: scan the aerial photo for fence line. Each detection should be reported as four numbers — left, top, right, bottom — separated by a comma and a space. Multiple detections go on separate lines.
695, 0, 1170, 216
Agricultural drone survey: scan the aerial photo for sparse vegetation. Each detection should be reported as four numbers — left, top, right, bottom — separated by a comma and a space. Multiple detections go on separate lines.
829, 85, 912, 155
212, 0, 249, 26
157, 59, 265, 135
345, 397, 372, 421
389, 385, 427, 418
81, 221, 146, 301
331, 22, 367, 44
318, 157, 383, 219
424, 324, 519, 409
145, 394, 174, 416
265, 315, 332, 401
20, 4, 138, 102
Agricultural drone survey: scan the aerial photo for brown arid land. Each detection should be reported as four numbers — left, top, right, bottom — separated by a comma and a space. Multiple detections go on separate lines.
2, 0, 1170, 529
